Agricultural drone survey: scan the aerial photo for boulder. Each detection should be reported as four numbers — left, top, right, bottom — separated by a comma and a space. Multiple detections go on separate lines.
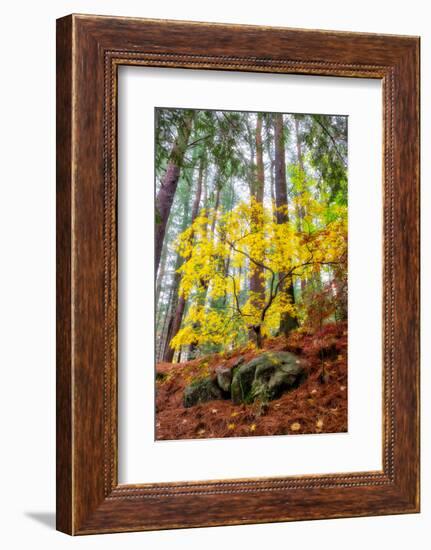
232, 355, 245, 368
231, 351, 306, 404
183, 377, 223, 408
231, 360, 258, 404
252, 352, 306, 400
215, 365, 232, 393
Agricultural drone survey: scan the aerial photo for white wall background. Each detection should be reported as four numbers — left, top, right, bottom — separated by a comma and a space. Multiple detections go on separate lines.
0, 1, 427, 548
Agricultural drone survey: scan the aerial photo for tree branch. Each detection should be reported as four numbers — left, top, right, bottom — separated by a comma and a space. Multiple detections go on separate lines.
186, 134, 213, 150
225, 239, 274, 276
260, 272, 276, 322
314, 116, 347, 168
228, 274, 244, 318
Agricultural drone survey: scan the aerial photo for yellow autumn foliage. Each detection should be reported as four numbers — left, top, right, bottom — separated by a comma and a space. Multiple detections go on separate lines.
170, 198, 347, 352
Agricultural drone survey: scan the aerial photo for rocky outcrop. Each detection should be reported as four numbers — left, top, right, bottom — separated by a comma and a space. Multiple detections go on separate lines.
183, 351, 306, 407
215, 365, 233, 393
231, 351, 306, 404
183, 377, 224, 408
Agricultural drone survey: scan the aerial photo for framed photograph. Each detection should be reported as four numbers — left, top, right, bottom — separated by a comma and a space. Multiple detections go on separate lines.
56, 14, 420, 534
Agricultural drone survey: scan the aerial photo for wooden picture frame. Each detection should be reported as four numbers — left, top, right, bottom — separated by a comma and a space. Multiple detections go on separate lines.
56, 14, 420, 535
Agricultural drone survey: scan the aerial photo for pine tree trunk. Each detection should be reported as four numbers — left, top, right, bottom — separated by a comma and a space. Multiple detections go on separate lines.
210, 183, 221, 234
163, 157, 205, 363
249, 113, 266, 311
274, 113, 298, 336
163, 294, 186, 363
155, 240, 168, 308
255, 113, 265, 203
293, 116, 307, 295
160, 261, 182, 362
155, 111, 194, 272
157, 286, 174, 362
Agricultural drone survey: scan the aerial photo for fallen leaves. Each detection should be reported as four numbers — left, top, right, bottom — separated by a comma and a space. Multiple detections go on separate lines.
156, 320, 348, 440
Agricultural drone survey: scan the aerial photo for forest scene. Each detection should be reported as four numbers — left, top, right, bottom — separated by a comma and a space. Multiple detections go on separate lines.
155, 107, 348, 440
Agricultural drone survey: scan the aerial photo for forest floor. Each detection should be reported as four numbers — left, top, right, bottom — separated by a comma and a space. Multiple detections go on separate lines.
155, 321, 348, 440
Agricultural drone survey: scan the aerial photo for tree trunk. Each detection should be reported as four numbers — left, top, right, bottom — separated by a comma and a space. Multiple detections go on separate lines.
264, 114, 276, 209
294, 116, 305, 174
252, 325, 263, 349
249, 113, 266, 310
160, 255, 183, 362
210, 182, 221, 234
293, 115, 307, 295
255, 113, 265, 203
190, 157, 205, 221
274, 113, 298, 336
163, 157, 205, 363
155, 111, 194, 272
164, 294, 186, 363
157, 283, 175, 362
155, 240, 168, 308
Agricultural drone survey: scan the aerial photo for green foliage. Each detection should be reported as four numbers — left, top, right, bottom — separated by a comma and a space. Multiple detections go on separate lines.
299, 114, 348, 204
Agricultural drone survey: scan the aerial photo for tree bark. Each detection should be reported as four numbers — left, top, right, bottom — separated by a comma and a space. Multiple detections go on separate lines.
163, 157, 205, 362
274, 113, 298, 336
210, 182, 221, 234
155, 240, 168, 308
249, 113, 266, 311
157, 286, 174, 362
252, 325, 263, 349
164, 294, 186, 363
155, 111, 194, 272
294, 116, 305, 174
293, 116, 310, 297
255, 113, 265, 203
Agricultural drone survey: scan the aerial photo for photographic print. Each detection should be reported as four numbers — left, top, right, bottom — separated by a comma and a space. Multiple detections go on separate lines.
56, 16, 420, 533
155, 108, 348, 441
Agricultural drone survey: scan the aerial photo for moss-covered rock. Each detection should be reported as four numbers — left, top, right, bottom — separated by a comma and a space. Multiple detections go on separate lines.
231, 351, 306, 404
183, 377, 223, 408
231, 360, 259, 404
215, 365, 232, 392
